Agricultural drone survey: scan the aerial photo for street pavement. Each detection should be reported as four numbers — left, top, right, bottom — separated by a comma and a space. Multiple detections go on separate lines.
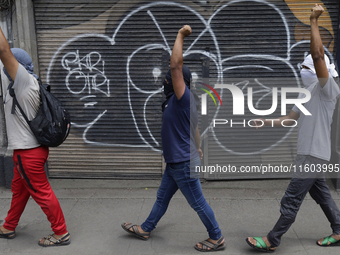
0, 178, 340, 255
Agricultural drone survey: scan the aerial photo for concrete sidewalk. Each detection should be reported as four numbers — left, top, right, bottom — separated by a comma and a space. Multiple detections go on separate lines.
0, 179, 340, 255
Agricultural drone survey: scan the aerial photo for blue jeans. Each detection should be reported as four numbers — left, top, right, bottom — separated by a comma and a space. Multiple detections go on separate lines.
141, 157, 222, 240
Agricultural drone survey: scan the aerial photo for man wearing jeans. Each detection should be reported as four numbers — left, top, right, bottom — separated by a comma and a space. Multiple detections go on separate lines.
122, 25, 225, 252
246, 4, 340, 252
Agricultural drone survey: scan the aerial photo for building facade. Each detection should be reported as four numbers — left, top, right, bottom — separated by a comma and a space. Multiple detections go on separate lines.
0, 0, 339, 188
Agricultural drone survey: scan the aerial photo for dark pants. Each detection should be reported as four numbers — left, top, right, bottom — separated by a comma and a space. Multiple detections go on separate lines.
267, 155, 340, 247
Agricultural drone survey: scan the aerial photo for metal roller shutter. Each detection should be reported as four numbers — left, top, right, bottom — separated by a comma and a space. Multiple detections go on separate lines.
201, 0, 339, 179
33, 0, 339, 179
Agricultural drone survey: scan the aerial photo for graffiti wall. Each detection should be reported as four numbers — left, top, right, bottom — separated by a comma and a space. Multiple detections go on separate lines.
34, 0, 339, 178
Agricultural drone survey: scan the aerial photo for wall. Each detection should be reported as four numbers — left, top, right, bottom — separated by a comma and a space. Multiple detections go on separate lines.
0, 0, 336, 181
0, 0, 39, 188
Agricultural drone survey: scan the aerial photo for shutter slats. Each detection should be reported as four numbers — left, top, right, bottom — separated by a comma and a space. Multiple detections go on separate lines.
34, 0, 339, 179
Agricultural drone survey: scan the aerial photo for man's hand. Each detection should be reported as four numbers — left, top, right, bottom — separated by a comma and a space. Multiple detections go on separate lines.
170, 25, 192, 100
309, 3, 329, 86
178, 25, 192, 38
0, 26, 18, 81
197, 148, 203, 160
310, 4, 324, 21
252, 119, 266, 130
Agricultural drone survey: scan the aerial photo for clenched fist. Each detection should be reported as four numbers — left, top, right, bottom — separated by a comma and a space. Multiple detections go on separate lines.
179, 25, 192, 38
310, 4, 324, 20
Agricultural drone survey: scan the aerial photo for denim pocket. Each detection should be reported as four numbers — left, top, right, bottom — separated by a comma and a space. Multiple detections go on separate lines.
189, 157, 201, 179
168, 160, 189, 171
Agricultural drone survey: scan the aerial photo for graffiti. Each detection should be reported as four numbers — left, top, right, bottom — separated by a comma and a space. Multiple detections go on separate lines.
45, 0, 337, 155
62, 50, 110, 98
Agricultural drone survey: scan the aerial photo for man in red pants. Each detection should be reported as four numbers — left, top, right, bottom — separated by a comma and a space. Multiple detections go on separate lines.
0, 24, 70, 247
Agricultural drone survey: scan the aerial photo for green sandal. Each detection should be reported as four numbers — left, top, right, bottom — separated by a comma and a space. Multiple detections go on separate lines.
317, 235, 340, 247
246, 237, 276, 252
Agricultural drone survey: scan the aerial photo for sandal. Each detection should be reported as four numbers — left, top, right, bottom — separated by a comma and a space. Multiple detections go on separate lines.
121, 223, 150, 241
0, 229, 16, 239
246, 237, 276, 252
316, 235, 340, 247
194, 236, 226, 252
38, 233, 71, 247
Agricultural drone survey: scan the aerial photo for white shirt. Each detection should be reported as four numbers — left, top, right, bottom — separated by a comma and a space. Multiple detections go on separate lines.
292, 76, 340, 161
3, 64, 40, 150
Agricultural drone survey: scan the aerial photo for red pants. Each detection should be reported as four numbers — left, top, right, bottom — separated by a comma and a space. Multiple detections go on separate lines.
3, 146, 67, 235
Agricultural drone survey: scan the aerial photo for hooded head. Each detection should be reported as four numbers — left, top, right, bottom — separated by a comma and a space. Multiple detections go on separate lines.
3, 48, 37, 82
163, 65, 191, 99
300, 54, 338, 87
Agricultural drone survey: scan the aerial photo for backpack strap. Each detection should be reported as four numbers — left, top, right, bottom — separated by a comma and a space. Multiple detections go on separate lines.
10, 90, 31, 124
8, 78, 40, 125
37, 78, 50, 92
8, 81, 16, 114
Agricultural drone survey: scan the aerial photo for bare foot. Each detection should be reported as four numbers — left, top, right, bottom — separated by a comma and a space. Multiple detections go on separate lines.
247, 236, 276, 251
0, 225, 16, 239
195, 237, 225, 251
0, 226, 17, 239
0, 225, 13, 234
317, 234, 340, 246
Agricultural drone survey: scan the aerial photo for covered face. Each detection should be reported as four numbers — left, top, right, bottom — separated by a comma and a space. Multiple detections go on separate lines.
3, 48, 36, 82
163, 65, 191, 98
300, 54, 338, 87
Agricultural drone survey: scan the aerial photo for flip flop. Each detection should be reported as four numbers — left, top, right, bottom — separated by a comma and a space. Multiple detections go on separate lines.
316, 235, 340, 247
121, 223, 150, 241
194, 236, 226, 252
0, 229, 16, 239
38, 233, 71, 247
246, 237, 276, 252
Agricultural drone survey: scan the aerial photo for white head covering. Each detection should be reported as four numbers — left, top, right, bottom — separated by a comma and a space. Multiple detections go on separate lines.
302, 54, 338, 78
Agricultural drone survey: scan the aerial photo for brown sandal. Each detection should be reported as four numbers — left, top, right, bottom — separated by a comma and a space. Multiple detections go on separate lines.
121, 223, 150, 241
38, 233, 71, 247
194, 236, 226, 252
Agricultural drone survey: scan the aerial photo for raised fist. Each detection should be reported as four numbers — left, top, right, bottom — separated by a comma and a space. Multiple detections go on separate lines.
179, 25, 192, 37
310, 4, 324, 20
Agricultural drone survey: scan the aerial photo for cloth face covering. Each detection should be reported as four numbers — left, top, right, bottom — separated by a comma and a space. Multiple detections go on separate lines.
3, 48, 38, 84
162, 65, 192, 112
3, 48, 38, 113
300, 68, 319, 88
301, 54, 338, 78
300, 54, 339, 88
163, 65, 192, 98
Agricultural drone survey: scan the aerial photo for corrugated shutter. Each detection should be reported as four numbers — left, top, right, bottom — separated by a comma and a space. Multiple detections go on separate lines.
200, 0, 339, 179
33, 0, 339, 179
